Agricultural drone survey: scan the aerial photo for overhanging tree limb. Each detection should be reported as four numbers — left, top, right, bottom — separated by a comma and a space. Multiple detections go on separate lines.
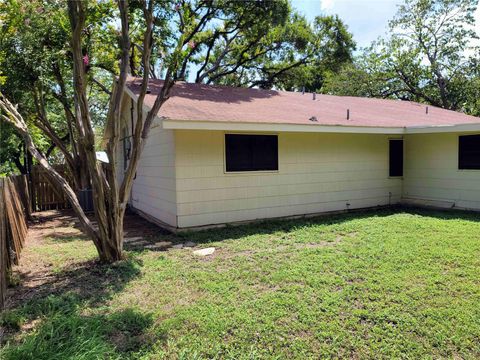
0, 91, 102, 253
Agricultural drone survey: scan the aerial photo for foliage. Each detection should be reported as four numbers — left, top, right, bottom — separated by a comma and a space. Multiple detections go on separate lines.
272, 15, 356, 92
0, 0, 68, 172
0, 0, 116, 176
182, 2, 355, 91
0, 122, 22, 176
2, 208, 480, 358
324, 0, 480, 114
123, 1, 355, 91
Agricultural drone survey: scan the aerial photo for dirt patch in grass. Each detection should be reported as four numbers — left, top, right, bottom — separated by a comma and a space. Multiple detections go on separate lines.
27, 210, 81, 243
4, 210, 170, 312
220, 233, 348, 260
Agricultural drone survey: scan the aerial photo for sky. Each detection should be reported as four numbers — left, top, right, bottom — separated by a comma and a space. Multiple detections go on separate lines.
291, 0, 480, 49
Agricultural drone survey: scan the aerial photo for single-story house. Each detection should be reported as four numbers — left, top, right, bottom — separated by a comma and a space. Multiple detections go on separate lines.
110, 78, 480, 230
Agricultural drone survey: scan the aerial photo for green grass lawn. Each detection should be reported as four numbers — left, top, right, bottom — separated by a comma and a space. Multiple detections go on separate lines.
2, 207, 480, 359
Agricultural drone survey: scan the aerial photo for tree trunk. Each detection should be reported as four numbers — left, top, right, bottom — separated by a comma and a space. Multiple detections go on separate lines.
4, 0, 179, 264
66, 0, 135, 263
105, 212, 125, 262
97, 217, 124, 262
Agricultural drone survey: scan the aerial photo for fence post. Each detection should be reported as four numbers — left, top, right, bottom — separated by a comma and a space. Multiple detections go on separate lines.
27, 151, 36, 212
0, 179, 7, 310
4, 178, 27, 265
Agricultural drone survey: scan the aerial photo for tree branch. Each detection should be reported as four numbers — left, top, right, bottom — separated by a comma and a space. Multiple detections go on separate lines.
91, 77, 112, 95
0, 91, 101, 250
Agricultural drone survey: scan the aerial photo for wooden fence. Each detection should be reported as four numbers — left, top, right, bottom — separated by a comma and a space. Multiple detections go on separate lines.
0, 167, 74, 309
0, 179, 7, 310
0, 166, 76, 309
31, 165, 71, 211
10, 174, 32, 220
0, 176, 29, 310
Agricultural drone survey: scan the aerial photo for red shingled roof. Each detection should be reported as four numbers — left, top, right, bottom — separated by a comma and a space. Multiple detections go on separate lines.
126, 78, 479, 128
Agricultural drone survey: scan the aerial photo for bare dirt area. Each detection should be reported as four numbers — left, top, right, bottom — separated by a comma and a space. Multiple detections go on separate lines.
4, 210, 173, 312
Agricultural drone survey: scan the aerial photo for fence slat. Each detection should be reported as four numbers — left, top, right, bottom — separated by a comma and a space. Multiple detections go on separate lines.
11, 175, 31, 220
31, 165, 72, 211
0, 176, 29, 310
1, 165, 73, 310
0, 179, 7, 310
4, 178, 27, 265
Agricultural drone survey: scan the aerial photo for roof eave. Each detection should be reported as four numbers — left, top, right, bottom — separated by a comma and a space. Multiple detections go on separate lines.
162, 119, 406, 134
404, 123, 480, 134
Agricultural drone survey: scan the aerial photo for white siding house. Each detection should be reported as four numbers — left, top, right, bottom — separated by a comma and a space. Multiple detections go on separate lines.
117, 99, 177, 227
174, 131, 402, 228
111, 79, 480, 230
403, 132, 480, 210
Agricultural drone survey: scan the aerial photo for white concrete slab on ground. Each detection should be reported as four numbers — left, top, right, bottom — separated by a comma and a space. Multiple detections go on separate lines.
193, 247, 215, 256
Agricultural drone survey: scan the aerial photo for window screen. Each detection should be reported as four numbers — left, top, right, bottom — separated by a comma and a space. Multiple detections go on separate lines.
459, 134, 480, 170
225, 134, 278, 172
389, 139, 403, 177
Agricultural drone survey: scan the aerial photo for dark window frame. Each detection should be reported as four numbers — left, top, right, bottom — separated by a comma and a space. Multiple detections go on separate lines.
459, 134, 480, 170
389, 139, 403, 177
224, 133, 279, 173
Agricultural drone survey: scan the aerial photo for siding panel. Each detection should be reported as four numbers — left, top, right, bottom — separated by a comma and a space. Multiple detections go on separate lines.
403, 132, 480, 210
122, 99, 177, 227
175, 131, 401, 227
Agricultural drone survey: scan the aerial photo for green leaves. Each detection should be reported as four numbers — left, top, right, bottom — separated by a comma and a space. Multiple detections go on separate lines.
0, 0, 120, 174
153, 1, 354, 91
324, 0, 480, 115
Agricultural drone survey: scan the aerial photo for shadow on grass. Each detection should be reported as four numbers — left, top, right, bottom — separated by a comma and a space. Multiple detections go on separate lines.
45, 232, 90, 242
402, 205, 480, 222
0, 257, 156, 359
174, 206, 396, 245
30, 211, 77, 225
3, 205, 479, 358
175, 205, 480, 245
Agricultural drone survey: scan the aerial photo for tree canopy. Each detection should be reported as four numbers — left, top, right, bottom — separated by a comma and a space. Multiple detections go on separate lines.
0, 0, 118, 185
323, 0, 480, 115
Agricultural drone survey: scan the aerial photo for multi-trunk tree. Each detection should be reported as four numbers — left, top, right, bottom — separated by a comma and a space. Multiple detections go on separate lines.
1, 0, 355, 262
0, 0, 119, 188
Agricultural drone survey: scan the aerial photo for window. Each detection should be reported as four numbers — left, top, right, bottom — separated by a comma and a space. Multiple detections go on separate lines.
389, 139, 403, 177
225, 134, 278, 172
459, 134, 480, 170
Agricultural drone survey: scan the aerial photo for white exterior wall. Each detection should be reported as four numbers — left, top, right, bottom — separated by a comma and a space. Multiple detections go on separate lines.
174, 131, 402, 228
119, 98, 177, 227
403, 132, 480, 210
119, 91, 480, 229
